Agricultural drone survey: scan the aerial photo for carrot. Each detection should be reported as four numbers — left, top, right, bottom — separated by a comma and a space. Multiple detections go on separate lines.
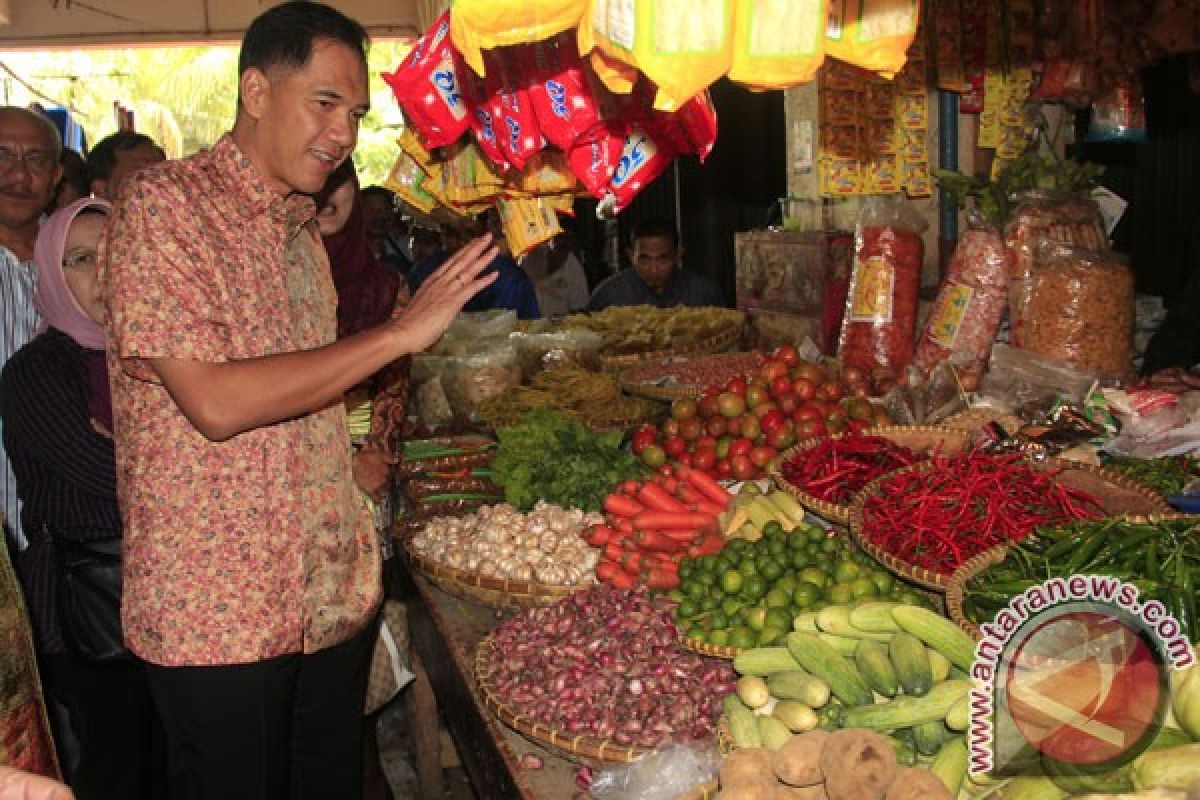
661, 476, 680, 494
612, 515, 635, 534
633, 511, 716, 531
583, 524, 613, 547
676, 484, 707, 506
661, 528, 704, 543
604, 494, 645, 517
609, 569, 637, 589
691, 533, 726, 556
596, 559, 621, 584
643, 568, 679, 590
620, 550, 648, 573
636, 483, 688, 513
691, 501, 726, 517
678, 466, 732, 506
619, 479, 641, 496
603, 541, 624, 563
634, 530, 685, 553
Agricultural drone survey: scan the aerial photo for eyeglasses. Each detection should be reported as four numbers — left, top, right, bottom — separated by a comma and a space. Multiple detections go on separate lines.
0, 147, 57, 176
63, 250, 98, 270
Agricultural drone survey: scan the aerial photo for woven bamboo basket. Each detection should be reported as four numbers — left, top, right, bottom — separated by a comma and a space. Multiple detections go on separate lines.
403, 539, 592, 612
942, 407, 1024, 434
680, 636, 744, 660
598, 325, 743, 373
767, 426, 973, 526
946, 512, 1200, 640
619, 352, 766, 402
475, 634, 660, 764
849, 458, 1174, 592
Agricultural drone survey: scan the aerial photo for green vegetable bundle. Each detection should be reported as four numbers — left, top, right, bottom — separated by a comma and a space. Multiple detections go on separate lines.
490, 408, 645, 512
1105, 455, 1200, 498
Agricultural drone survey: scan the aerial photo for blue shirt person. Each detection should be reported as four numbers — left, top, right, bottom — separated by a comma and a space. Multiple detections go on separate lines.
408, 250, 540, 319
588, 218, 724, 311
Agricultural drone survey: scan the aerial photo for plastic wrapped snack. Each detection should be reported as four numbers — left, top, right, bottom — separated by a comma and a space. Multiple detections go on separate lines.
1025, 242, 1134, 380
729, 0, 826, 90
837, 195, 926, 374
382, 13, 471, 148
441, 344, 524, 422
450, 0, 588, 76
511, 330, 605, 377
914, 214, 1009, 381
824, 0, 921, 78
519, 32, 604, 152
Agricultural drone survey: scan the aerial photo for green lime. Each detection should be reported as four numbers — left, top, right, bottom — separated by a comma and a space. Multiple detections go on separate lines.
870, 570, 895, 595
791, 549, 812, 569
765, 607, 793, 631
742, 575, 768, 601
764, 588, 790, 609
677, 598, 699, 619
806, 525, 828, 544
821, 537, 840, 553
798, 568, 827, 589
774, 574, 798, 595
850, 577, 878, 600
758, 626, 787, 647
696, 555, 718, 574
738, 559, 759, 577
762, 521, 785, 538
668, 586, 686, 601
792, 581, 822, 608
760, 560, 784, 582
765, 537, 785, 556
728, 627, 756, 649
789, 531, 810, 550
685, 625, 706, 641
700, 594, 720, 611
708, 629, 730, 646
828, 582, 854, 604
720, 569, 744, 595
834, 560, 862, 582
743, 607, 768, 632
686, 581, 708, 601
721, 597, 744, 617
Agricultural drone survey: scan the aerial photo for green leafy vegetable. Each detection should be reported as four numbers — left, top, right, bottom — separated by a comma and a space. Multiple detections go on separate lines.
1105, 456, 1200, 497
934, 150, 1104, 226
491, 408, 646, 512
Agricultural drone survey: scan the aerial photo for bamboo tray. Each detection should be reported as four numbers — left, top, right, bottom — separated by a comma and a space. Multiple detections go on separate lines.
767, 426, 973, 526
680, 636, 744, 660
945, 513, 1200, 640
849, 459, 1173, 592
598, 325, 743, 372
403, 538, 592, 612
475, 634, 659, 764
619, 352, 766, 402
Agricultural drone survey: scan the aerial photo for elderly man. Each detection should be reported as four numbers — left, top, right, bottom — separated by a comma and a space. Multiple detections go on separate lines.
0, 106, 61, 551
86, 131, 165, 202
588, 217, 724, 310
101, 3, 496, 798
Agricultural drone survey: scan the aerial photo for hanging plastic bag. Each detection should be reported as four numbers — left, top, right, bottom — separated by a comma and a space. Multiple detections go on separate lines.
729, 0, 827, 90
567, 121, 627, 198
587, 48, 640, 95
837, 195, 926, 375
519, 32, 604, 153
668, 91, 718, 162
383, 151, 440, 215
481, 49, 546, 171
607, 124, 677, 212
382, 13, 471, 148
458, 68, 511, 171
450, 0, 589, 77
579, 0, 734, 111
824, 0, 921, 78
497, 196, 564, 256
913, 213, 1008, 382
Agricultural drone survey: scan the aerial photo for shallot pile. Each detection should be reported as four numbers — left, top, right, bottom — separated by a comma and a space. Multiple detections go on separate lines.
410, 502, 601, 585
482, 585, 735, 749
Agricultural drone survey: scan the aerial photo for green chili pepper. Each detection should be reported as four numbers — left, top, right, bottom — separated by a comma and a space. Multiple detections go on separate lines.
1066, 529, 1110, 573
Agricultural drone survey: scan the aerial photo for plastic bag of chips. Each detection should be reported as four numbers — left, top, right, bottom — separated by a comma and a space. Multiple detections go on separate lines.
824, 0, 920, 79
519, 32, 603, 152
450, 0, 588, 76
729, 0, 827, 89
497, 196, 563, 256
382, 13, 471, 148
481, 49, 545, 171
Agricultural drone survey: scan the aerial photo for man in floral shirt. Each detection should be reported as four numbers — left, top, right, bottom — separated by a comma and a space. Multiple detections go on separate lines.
100, 4, 497, 798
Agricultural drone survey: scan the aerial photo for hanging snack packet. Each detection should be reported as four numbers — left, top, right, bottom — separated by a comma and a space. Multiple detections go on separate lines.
580, 0, 734, 111
672, 91, 718, 161
587, 48, 639, 95
482, 49, 545, 171
382, 13, 471, 148
450, 0, 588, 76
729, 0, 827, 90
384, 152, 439, 215
516, 151, 582, 197
497, 196, 564, 256
607, 124, 677, 211
824, 0, 920, 79
566, 122, 626, 198
520, 32, 603, 152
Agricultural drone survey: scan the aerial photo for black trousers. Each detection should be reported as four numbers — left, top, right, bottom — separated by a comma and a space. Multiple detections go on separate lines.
40, 653, 166, 800
145, 621, 376, 800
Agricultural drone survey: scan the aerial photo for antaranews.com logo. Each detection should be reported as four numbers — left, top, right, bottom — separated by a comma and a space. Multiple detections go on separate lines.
968, 574, 1195, 777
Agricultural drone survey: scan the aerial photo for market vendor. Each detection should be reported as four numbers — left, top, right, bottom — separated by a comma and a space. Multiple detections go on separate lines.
587, 218, 725, 311
100, 3, 498, 798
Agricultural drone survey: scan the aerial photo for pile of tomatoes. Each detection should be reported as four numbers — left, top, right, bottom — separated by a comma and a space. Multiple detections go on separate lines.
630, 346, 893, 481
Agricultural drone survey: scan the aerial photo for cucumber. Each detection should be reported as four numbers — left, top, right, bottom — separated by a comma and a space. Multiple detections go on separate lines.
929, 738, 968, 796
927, 648, 952, 683
767, 669, 831, 708
772, 700, 819, 733
792, 611, 819, 632
757, 714, 793, 750
850, 601, 902, 633
785, 632, 874, 707
734, 646, 800, 676
817, 632, 861, 657
816, 605, 891, 640
911, 719, 947, 757
839, 680, 970, 730
726, 696, 762, 748
854, 639, 899, 698
889, 632, 933, 697
887, 734, 918, 767
891, 605, 976, 672
994, 777, 1066, 800
736, 675, 770, 709
944, 695, 969, 731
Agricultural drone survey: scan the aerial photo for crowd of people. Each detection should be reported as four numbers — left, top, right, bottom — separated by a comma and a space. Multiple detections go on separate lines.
0, 3, 734, 799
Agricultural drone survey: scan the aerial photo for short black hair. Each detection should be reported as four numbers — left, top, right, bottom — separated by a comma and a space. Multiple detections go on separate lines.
57, 148, 90, 198
239, 1, 369, 79
360, 185, 396, 204
630, 218, 679, 250
86, 131, 158, 182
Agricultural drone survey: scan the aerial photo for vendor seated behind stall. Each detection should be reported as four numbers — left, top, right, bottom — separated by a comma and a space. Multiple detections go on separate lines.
407, 210, 540, 319
587, 218, 724, 311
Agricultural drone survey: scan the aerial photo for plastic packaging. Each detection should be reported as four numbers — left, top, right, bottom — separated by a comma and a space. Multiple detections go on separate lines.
1002, 190, 1107, 347
837, 195, 927, 374
481, 49, 545, 171
441, 343, 524, 421
729, 0, 826, 89
382, 13, 471, 148
608, 124, 677, 212
511, 330, 605, 377
823, 0, 921, 78
589, 744, 721, 800
979, 343, 1114, 411
914, 214, 1008, 380
1025, 241, 1135, 379
520, 32, 603, 152
450, 0, 588, 77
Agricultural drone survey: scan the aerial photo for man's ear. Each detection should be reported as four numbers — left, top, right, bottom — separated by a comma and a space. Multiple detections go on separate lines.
239, 67, 271, 121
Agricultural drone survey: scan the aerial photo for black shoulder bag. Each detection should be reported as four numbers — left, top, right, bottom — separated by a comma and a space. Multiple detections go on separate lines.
49, 528, 131, 662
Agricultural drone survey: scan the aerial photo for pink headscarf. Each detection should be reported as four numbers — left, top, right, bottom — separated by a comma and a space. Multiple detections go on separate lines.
33, 197, 111, 351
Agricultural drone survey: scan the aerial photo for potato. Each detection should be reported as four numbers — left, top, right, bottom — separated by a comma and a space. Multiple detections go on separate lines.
770, 784, 828, 799
721, 749, 775, 789
772, 730, 830, 787
717, 783, 776, 800
818, 729, 899, 800
884, 767, 953, 800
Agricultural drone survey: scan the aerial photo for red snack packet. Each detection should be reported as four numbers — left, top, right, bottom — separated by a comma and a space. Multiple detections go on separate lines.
482, 49, 544, 171
566, 122, 625, 199
521, 32, 602, 153
381, 12, 470, 148
608, 125, 676, 212
673, 91, 718, 162
455, 63, 510, 170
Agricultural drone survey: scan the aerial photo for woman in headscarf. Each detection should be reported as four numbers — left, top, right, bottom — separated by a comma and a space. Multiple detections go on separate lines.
1, 198, 163, 799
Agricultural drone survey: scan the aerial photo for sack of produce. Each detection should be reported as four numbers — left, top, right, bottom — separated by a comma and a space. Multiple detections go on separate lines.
382, 13, 471, 148
1003, 189, 1107, 347
913, 212, 1008, 384
837, 195, 926, 376
441, 343, 524, 422
728, 0, 826, 90
824, 0, 921, 79
1025, 241, 1134, 379
578, 0, 735, 111
449, 0, 588, 77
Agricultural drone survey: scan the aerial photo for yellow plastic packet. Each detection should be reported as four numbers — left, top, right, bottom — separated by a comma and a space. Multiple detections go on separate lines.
497, 196, 563, 256
384, 152, 439, 215
451, 0, 588, 76
587, 48, 639, 95
824, 0, 920, 79
441, 140, 507, 209
729, 0, 827, 90
579, 0, 734, 111
396, 127, 435, 174
515, 151, 581, 197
